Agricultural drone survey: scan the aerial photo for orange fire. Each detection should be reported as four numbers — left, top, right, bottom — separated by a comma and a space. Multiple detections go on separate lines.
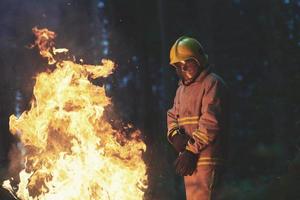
2, 27, 147, 200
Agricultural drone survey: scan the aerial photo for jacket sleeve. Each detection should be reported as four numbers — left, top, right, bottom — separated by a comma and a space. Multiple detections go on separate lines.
186, 78, 227, 154
167, 92, 179, 143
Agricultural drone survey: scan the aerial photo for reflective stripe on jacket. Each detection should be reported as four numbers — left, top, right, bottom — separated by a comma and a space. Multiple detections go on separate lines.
167, 67, 229, 166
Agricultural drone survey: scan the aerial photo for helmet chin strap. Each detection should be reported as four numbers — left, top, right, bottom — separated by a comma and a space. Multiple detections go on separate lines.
183, 79, 193, 86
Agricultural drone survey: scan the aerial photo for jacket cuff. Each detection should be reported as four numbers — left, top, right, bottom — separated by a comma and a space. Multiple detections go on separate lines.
167, 129, 179, 143
185, 140, 198, 154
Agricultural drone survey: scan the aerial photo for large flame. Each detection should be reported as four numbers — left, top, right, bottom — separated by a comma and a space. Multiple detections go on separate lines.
3, 27, 147, 200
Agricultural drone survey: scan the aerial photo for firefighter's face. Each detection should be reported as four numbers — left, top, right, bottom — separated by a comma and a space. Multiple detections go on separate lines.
174, 59, 200, 85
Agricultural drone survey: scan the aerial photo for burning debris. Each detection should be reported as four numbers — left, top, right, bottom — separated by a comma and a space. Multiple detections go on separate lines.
2, 27, 148, 200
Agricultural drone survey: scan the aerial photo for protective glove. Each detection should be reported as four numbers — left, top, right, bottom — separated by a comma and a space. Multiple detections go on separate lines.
174, 150, 198, 176
170, 130, 190, 152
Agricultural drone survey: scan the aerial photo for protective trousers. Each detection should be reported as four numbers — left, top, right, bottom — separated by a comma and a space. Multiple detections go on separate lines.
184, 165, 223, 200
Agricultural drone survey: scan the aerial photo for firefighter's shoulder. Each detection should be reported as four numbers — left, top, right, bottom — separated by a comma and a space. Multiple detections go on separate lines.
204, 72, 227, 90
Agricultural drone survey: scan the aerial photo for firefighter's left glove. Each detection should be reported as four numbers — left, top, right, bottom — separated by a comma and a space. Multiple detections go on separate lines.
170, 132, 190, 153
174, 150, 198, 176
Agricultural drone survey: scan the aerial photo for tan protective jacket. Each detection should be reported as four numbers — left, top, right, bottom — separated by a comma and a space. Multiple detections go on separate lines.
167, 67, 229, 166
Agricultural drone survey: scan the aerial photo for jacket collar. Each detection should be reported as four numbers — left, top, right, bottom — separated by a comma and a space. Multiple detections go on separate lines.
178, 66, 211, 86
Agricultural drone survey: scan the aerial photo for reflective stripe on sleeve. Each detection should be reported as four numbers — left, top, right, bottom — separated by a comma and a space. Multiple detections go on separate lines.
193, 130, 209, 144
168, 122, 178, 130
197, 157, 224, 166
178, 121, 198, 126
167, 111, 177, 119
178, 116, 199, 122
178, 116, 199, 126
168, 129, 178, 139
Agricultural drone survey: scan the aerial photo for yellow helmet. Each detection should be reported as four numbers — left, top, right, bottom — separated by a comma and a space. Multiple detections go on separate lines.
169, 36, 208, 66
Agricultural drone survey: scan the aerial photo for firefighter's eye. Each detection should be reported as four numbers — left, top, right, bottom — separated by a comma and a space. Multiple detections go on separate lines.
182, 65, 188, 71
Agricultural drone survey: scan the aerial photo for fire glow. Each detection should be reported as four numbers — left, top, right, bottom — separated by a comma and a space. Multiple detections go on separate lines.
2, 27, 147, 200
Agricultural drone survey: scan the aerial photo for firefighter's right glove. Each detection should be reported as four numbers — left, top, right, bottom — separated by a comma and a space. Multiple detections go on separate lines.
170, 131, 190, 153
174, 150, 198, 176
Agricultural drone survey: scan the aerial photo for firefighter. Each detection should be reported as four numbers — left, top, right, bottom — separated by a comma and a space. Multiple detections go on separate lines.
167, 36, 229, 200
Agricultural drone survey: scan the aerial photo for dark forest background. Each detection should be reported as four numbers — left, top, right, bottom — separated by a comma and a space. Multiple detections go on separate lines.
0, 0, 300, 199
